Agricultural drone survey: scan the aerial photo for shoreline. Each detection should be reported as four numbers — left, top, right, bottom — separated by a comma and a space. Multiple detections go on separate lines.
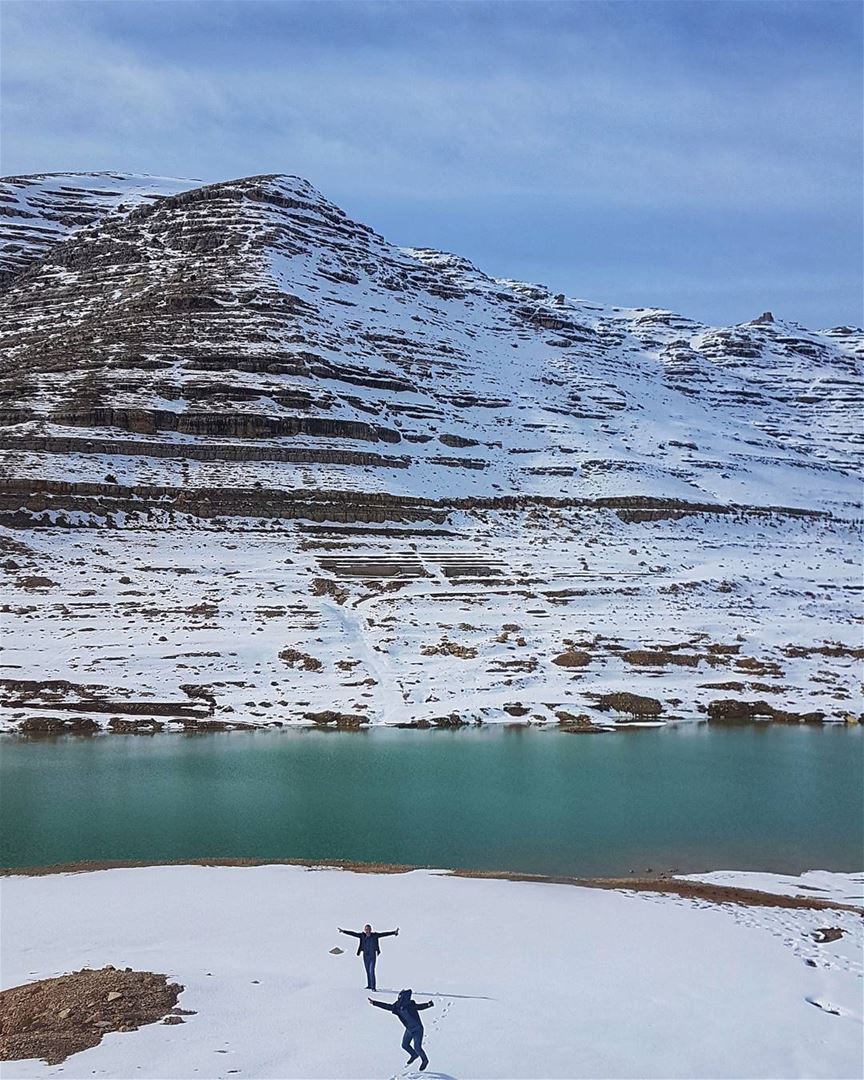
2, 857, 861, 913
2, 717, 860, 736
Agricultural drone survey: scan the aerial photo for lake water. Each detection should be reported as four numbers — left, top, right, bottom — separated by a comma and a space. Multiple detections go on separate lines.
1, 726, 861, 876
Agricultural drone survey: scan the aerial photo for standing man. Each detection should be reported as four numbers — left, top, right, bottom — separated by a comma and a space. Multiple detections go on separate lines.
369, 988, 434, 1071
337, 922, 399, 989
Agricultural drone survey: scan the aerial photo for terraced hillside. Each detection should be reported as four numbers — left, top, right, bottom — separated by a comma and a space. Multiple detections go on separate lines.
0, 171, 861, 733
0, 172, 204, 284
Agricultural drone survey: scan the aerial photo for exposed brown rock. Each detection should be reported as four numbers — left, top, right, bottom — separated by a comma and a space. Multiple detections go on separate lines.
53, 406, 401, 444
622, 650, 701, 668
556, 710, 610, 733
10, 699, 208, 718
593, 692, 663, 718
107, 718, 165, 734
18, 716, 100, 735
0, 433, 410, 470
14, 575, 56, 591
733, 656, 783, 676
783, 644, 864, 660
707, 699, 825, 724
430, 713, 465, 727
551, 650, 591, 668
439, 433, 479, 449
279, 648, 323, 672
304, 710, 368, 728
811, 927, 845, 943
420, 639, 478, 659
310, 577, 349, 604
0, 967, 184, 1065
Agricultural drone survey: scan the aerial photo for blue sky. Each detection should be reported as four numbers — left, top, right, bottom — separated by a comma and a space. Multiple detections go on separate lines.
2, 0, 861, 326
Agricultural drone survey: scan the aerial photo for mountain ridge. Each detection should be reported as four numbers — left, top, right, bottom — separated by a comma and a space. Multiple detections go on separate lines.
0, 170, 860, 733
1, 171, 860, 513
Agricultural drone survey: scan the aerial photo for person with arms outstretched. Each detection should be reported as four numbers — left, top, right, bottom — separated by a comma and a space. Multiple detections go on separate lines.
369, 988, 434, 1071
337, 922, 399, 989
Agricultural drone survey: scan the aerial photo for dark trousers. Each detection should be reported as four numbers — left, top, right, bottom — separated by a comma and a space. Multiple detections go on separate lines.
401, 1026, 427, 1064
363, 952, 376, 989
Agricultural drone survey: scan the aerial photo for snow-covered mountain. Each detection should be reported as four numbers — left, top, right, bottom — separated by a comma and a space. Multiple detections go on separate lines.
0, 171, 860, 733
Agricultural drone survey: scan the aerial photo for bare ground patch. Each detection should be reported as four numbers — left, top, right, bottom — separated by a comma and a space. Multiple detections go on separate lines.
551, 649, 591, 668
0, 966, 185, 1065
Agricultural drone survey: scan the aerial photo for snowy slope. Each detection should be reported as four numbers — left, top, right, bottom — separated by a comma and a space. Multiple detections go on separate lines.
0, 509, 861, 731
0, 172, 204, 282
2, 865, 862, 1079
0, 172, 861, 732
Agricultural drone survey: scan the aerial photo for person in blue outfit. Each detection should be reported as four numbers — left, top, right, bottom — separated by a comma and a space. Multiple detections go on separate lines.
337, 922, 399, 989
369, 988, 434, 1071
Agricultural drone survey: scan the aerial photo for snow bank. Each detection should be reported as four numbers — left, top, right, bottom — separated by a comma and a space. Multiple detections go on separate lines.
679, 869, 864, 905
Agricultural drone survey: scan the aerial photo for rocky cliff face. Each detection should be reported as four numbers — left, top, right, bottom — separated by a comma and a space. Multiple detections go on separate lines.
0, 171, 860, 732
0, 172, 203, 284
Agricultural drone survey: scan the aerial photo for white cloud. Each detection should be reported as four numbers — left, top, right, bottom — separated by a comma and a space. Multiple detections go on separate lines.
1, 1, 859, 216
1, 1, 860, 325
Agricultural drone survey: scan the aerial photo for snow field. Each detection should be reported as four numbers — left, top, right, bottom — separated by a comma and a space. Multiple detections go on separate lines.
1, 865, 862, 1079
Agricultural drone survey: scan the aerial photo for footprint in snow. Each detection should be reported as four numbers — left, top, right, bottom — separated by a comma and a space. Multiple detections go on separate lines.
806, 997, 844, 1016
431, 998, 452, 1031
392, 1073, 457, 1080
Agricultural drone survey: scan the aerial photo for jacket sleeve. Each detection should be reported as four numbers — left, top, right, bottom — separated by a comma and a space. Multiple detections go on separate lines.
340, 929, 362, 938
369, 1000, 394, 1012
377, 929, 398, 938
416, 1001, 434, 1010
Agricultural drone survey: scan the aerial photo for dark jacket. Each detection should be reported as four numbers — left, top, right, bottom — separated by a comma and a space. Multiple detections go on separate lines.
371, 990, 433, 1031
342, 929, 397, 958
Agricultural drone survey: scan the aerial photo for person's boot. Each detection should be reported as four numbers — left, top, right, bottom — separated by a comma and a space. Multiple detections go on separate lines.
418, 1056, 429, 1071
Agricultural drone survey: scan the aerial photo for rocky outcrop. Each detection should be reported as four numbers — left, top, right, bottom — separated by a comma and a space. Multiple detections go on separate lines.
0, 966, 184, 1065
551, 650, 591, 668
0, 434, 410, 468
51, 408, 401, 444
593, 692, 664, 718
622, 650, 703, 667
0, 478, 448, 524
3, 475, 829, 529
556, 710, 609, 734
279, 648, 323, 672
304, 710, 368, 728
706, 699, 826, 724
17, 715, 100, 735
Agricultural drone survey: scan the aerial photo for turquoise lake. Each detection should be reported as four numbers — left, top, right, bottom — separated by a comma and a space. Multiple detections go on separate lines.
1, 725, 861, 875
